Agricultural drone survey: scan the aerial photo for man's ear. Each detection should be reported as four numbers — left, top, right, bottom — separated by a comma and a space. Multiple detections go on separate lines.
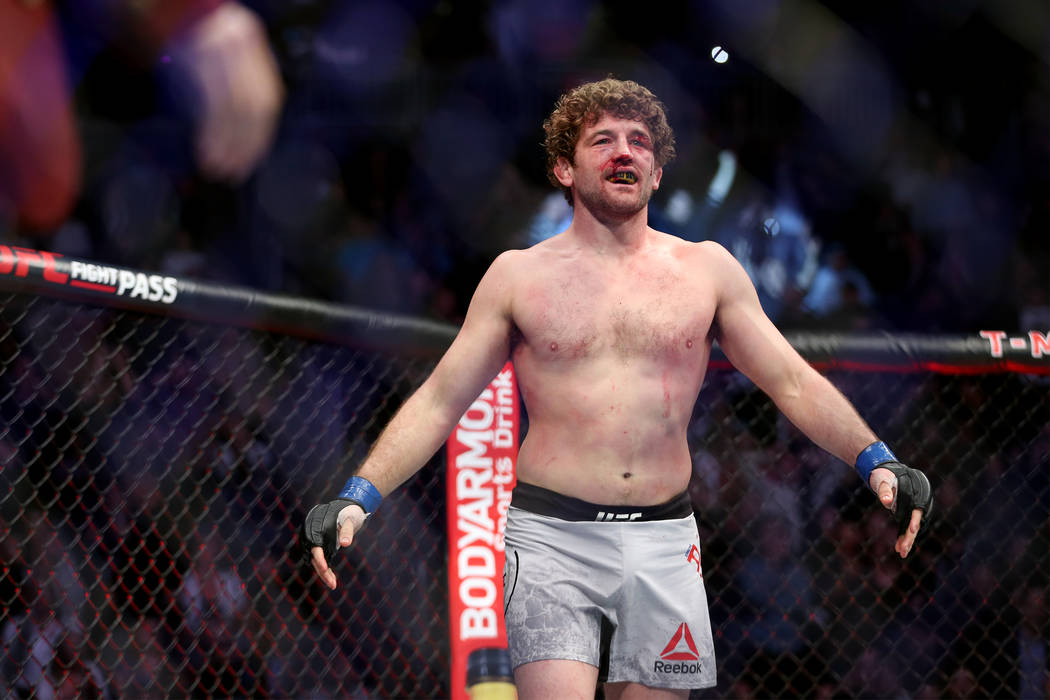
553, 156, 574, 188
651, 164, 663, 192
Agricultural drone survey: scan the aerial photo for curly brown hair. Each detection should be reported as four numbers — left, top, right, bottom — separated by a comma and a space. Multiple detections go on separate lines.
543, 78, 676, 203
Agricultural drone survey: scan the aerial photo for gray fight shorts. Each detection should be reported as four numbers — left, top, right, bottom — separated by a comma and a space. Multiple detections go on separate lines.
502, 483, 717, 690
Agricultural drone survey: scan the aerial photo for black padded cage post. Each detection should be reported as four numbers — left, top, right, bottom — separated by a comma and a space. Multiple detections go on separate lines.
0, 247, 1046, 698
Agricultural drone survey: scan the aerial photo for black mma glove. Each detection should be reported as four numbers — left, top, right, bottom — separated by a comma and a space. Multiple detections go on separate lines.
855, 441, 933, 538
300, 498, 354, 562
300, 476, 383, 562
879, 462, 934, 537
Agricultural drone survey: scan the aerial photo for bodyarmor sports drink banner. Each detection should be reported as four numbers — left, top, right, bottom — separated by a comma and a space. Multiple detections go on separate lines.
446, 362, 518, 698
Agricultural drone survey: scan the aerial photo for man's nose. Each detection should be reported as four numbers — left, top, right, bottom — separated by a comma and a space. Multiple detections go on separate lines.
613, 136, 633, 160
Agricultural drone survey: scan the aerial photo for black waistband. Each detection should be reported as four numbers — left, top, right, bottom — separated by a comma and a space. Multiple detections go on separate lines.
510, 482, 693, 522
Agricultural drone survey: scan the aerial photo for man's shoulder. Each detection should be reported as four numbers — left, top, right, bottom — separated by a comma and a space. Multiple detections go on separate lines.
480, 246, 547, 291
490, 246, 536, 271
658, 234, 732, 263
493, 237, 566, 269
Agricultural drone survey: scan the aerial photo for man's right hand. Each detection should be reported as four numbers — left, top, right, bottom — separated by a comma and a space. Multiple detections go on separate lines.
301, 500, 367, 589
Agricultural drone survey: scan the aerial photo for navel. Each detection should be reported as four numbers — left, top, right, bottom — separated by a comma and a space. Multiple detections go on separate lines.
622, 472, 632, 480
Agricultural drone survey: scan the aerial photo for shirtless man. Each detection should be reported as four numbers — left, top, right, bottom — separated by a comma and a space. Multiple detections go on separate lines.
301, 78, 932, 698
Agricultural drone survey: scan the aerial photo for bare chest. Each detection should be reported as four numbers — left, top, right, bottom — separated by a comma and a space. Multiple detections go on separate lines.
512, 259, 714, 362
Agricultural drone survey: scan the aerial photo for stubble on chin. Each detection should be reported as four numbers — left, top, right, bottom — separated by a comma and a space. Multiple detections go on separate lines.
579, 184, 653, 224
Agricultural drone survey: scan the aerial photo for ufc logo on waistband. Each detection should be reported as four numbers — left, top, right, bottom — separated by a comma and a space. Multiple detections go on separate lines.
596, 511, 642, 521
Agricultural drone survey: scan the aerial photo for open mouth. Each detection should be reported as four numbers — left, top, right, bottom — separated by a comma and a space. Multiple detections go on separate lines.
607, 170, 637, 185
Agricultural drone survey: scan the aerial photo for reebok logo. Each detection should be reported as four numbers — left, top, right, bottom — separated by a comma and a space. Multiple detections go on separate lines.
653, 623, 702, 675
660, 623, 699, 661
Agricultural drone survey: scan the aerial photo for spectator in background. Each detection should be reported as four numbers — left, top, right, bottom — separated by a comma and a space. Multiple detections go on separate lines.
809, 498, 873, 684
0, 0, 283, 241
943, 666, 980, 699
876, 579, 943, 696
733, 512, 818, 697
46, 639, 106, 700
734, 196, 818, 319
801, 243, 877, 321
1015, 582, 1049, 700
946, 568, 1048, 699
214, 408, 287, 562
839, 646, 906, 699
115, 617, 177, 698
818, 279, 884, 330
99, 478, 190, 656
176, 531, 268, 697
0, 508, 111, 699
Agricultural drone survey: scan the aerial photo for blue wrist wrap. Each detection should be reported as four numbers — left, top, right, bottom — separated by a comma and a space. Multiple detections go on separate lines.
338, 476, 383, 513
856, 441, 898, 484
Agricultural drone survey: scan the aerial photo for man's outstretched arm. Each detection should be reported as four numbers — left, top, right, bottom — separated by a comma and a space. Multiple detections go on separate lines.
706, 242, 931, 558
306, 251, 519, 588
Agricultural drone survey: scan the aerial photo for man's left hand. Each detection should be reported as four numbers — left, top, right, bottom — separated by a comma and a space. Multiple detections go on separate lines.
870, 464, 933, 558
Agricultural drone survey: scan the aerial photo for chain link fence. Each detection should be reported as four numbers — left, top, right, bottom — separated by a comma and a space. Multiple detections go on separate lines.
0, 257, 1047, 698
688, 366, 1048, 699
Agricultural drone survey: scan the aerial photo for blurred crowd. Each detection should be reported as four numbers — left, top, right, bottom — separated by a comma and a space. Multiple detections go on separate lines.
687, 370, 1049, 699
0, 294, 1046, 697
1, 0, 1047, 332
0, 306, 450, 697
